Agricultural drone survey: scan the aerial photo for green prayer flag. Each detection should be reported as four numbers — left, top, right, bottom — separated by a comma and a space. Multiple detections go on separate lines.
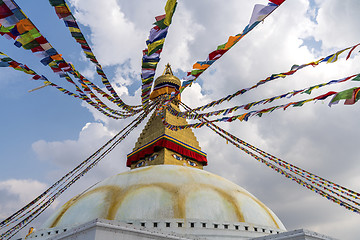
293, 101, 306, 107
142, 62, 157, 69
154, 19, 167, 29
23, 40, 40, 50
142, 77, 154, 84
217, 43, 226, 50
330, 88, 357, 103
71, 32, 83, 39
351, 74, 360, 81
191, 69, 204, 76
0, 26, 11, 33
49, 0, 65, 6
1, 57, 12, 62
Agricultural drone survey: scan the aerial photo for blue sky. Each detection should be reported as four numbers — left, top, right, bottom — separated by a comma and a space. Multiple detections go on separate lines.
1, 0, 360, 239
0, 4, 89, 180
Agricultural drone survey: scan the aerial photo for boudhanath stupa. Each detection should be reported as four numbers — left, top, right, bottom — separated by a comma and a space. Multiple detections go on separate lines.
25, 65, 337, 240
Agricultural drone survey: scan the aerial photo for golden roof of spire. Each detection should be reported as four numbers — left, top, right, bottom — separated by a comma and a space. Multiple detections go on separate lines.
153, 63, 181, 88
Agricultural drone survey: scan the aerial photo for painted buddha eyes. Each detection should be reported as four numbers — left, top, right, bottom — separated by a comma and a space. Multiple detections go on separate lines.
135, 154, 158, 168
172, 154, 182, 161
188, 161, 197, 167
135, 154, 197, 167
136, 161, 145, 168
149, 154, 158, 161
172, 154, 197, 167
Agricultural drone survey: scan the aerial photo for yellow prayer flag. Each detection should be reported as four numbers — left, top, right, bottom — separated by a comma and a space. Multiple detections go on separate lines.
48, 61, 57, 67
164, 0, 177, 26
25, 227, 34, 238
147, 38, 165, 55
69, 27, 81, 33
327, 48, 348, 63
17, 31, 35, 45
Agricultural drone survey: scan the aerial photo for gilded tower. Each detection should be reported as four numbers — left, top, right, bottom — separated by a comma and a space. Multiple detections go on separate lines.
127, 64, 207, 169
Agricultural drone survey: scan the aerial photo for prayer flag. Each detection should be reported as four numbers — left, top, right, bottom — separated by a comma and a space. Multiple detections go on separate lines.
329, 88, 356, 105
249, 4, 276, 27
164, 0, 177, 26
344, 88, 360, 105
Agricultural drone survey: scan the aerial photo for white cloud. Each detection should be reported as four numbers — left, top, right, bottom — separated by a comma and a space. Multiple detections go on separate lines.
69, 0, 146, 69
0, 179, 47, 218
314, 0, 360, 50
32, 122, 115, 169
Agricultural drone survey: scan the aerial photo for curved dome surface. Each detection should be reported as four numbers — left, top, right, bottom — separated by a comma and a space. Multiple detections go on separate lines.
43, 165, 285, 231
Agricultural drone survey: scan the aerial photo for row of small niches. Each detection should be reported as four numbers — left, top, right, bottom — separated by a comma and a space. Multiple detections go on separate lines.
30, 228, 67, 238
130, 221, 280, 234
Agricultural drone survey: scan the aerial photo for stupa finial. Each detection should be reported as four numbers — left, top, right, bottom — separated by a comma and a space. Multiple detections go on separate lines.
163, 63, 173, 75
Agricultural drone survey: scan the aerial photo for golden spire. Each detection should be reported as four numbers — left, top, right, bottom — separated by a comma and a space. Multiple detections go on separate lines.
127, 64, 207, 170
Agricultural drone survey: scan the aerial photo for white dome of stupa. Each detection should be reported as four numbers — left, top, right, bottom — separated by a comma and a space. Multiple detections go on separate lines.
42, 165, 285, 233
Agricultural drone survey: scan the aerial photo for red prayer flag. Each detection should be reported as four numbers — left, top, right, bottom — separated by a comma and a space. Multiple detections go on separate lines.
208, 49, 228, 61
155, 14, 166, 22
0, 3, 13, 19
55, 6, 71, 18
314, 91, 337, 100
35, 36, 48, 44
346, 43, 360, 60
31, 46, 44, 53
269, 0, 285, 5
32, 75, 41, 80
9, 61, 20, 68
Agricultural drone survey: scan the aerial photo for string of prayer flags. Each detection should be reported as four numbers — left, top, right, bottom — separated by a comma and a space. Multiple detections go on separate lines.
162, 88, 359, 131
67, 67, 143, 117
177, 100, 360, 205
0, 51, 47, 80
0, 107, 155, 240
166, 74, 359, 120
47, 0, 142, 111
0, 101, 158, 231
206, 121, 360, 201
189, 42, 360, 113
47, 81, 133, 120
178, 99, 360, 209
0, 0, 141, 117
0, 1, 73, 77
207, 124, 360, 214
0, 51, 134, 119
0, 0, 90, 98
141, 0, 177, 108
180, 0, 286, 92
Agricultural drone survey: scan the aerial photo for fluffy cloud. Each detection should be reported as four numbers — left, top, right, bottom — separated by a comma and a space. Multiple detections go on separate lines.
314, 0, 360, 50
69, 0, 145, 68
0, 179, 47, 219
